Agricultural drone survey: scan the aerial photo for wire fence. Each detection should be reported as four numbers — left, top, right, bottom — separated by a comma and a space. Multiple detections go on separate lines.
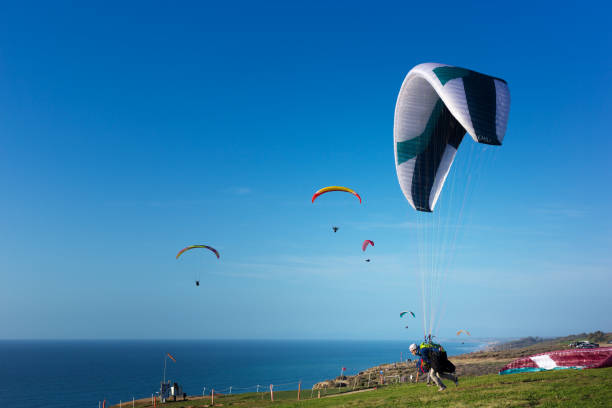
103, 359, 424, 407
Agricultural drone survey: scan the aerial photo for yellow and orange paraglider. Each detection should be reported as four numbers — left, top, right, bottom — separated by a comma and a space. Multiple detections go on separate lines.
311, 186, 361, 203
456, 330, 471, 337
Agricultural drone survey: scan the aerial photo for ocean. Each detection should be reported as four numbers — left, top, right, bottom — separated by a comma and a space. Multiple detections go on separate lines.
0, 339, 482, 407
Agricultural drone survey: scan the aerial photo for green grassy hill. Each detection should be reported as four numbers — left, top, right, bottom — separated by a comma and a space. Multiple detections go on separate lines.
118, 367, 612, 408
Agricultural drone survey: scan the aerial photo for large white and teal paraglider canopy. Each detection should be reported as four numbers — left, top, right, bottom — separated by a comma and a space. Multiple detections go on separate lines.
393, 63, 510, 213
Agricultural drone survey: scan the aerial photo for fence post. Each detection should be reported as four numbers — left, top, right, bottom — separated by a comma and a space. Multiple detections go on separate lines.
318, 390, 321, 399
132, 396, 135, 407
211, 389, 214, 406
229, 386, 232, 395
297, 381, 301, 400
120, 400, 122, 408
270, 384, 274, 402
367, 372, 371, 387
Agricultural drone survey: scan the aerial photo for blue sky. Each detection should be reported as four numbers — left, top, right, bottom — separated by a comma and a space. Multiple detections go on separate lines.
0, 0, 610, 340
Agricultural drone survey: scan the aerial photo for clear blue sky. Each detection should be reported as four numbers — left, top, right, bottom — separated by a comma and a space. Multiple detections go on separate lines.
0, 0, 610, 340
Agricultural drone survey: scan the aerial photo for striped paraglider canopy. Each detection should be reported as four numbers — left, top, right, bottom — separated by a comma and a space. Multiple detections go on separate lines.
394, 63, 510, 212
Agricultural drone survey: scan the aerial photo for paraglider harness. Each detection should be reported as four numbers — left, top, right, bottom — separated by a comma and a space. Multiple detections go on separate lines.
416, 336, 455, 374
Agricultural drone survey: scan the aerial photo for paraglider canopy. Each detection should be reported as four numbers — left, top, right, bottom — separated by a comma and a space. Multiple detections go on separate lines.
456, 330, 471, 336
394, 63, 510, 212
362, 240, 374, 252
176, 245, 220, 259
312, 186, 361, 204
176, 245, 219, 287
400, 311, 416, 318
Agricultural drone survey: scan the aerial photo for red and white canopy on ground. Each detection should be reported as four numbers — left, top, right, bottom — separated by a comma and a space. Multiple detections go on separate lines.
499, 347, 612, 375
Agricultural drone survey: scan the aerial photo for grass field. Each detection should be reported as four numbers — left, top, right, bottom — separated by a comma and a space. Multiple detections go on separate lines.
115, 366, 612, 408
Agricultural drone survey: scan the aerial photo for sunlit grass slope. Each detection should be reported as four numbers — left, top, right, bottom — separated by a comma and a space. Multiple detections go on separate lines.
118, 366, 612, 408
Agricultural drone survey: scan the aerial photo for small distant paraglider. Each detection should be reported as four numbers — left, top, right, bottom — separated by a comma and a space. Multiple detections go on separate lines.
312, 186, 360, 235
400, 311, 416, 318
457, 329, 471, 337
311, 186, 361, 204
362, 241, 374, 262
176, 245, 220, 287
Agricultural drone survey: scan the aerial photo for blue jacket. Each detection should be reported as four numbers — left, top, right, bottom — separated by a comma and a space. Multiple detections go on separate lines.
415, 345, 441, 372
420, 346, 436, 365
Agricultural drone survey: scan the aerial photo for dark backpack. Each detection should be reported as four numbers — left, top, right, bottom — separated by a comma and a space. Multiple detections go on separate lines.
430, 350, 455, 373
